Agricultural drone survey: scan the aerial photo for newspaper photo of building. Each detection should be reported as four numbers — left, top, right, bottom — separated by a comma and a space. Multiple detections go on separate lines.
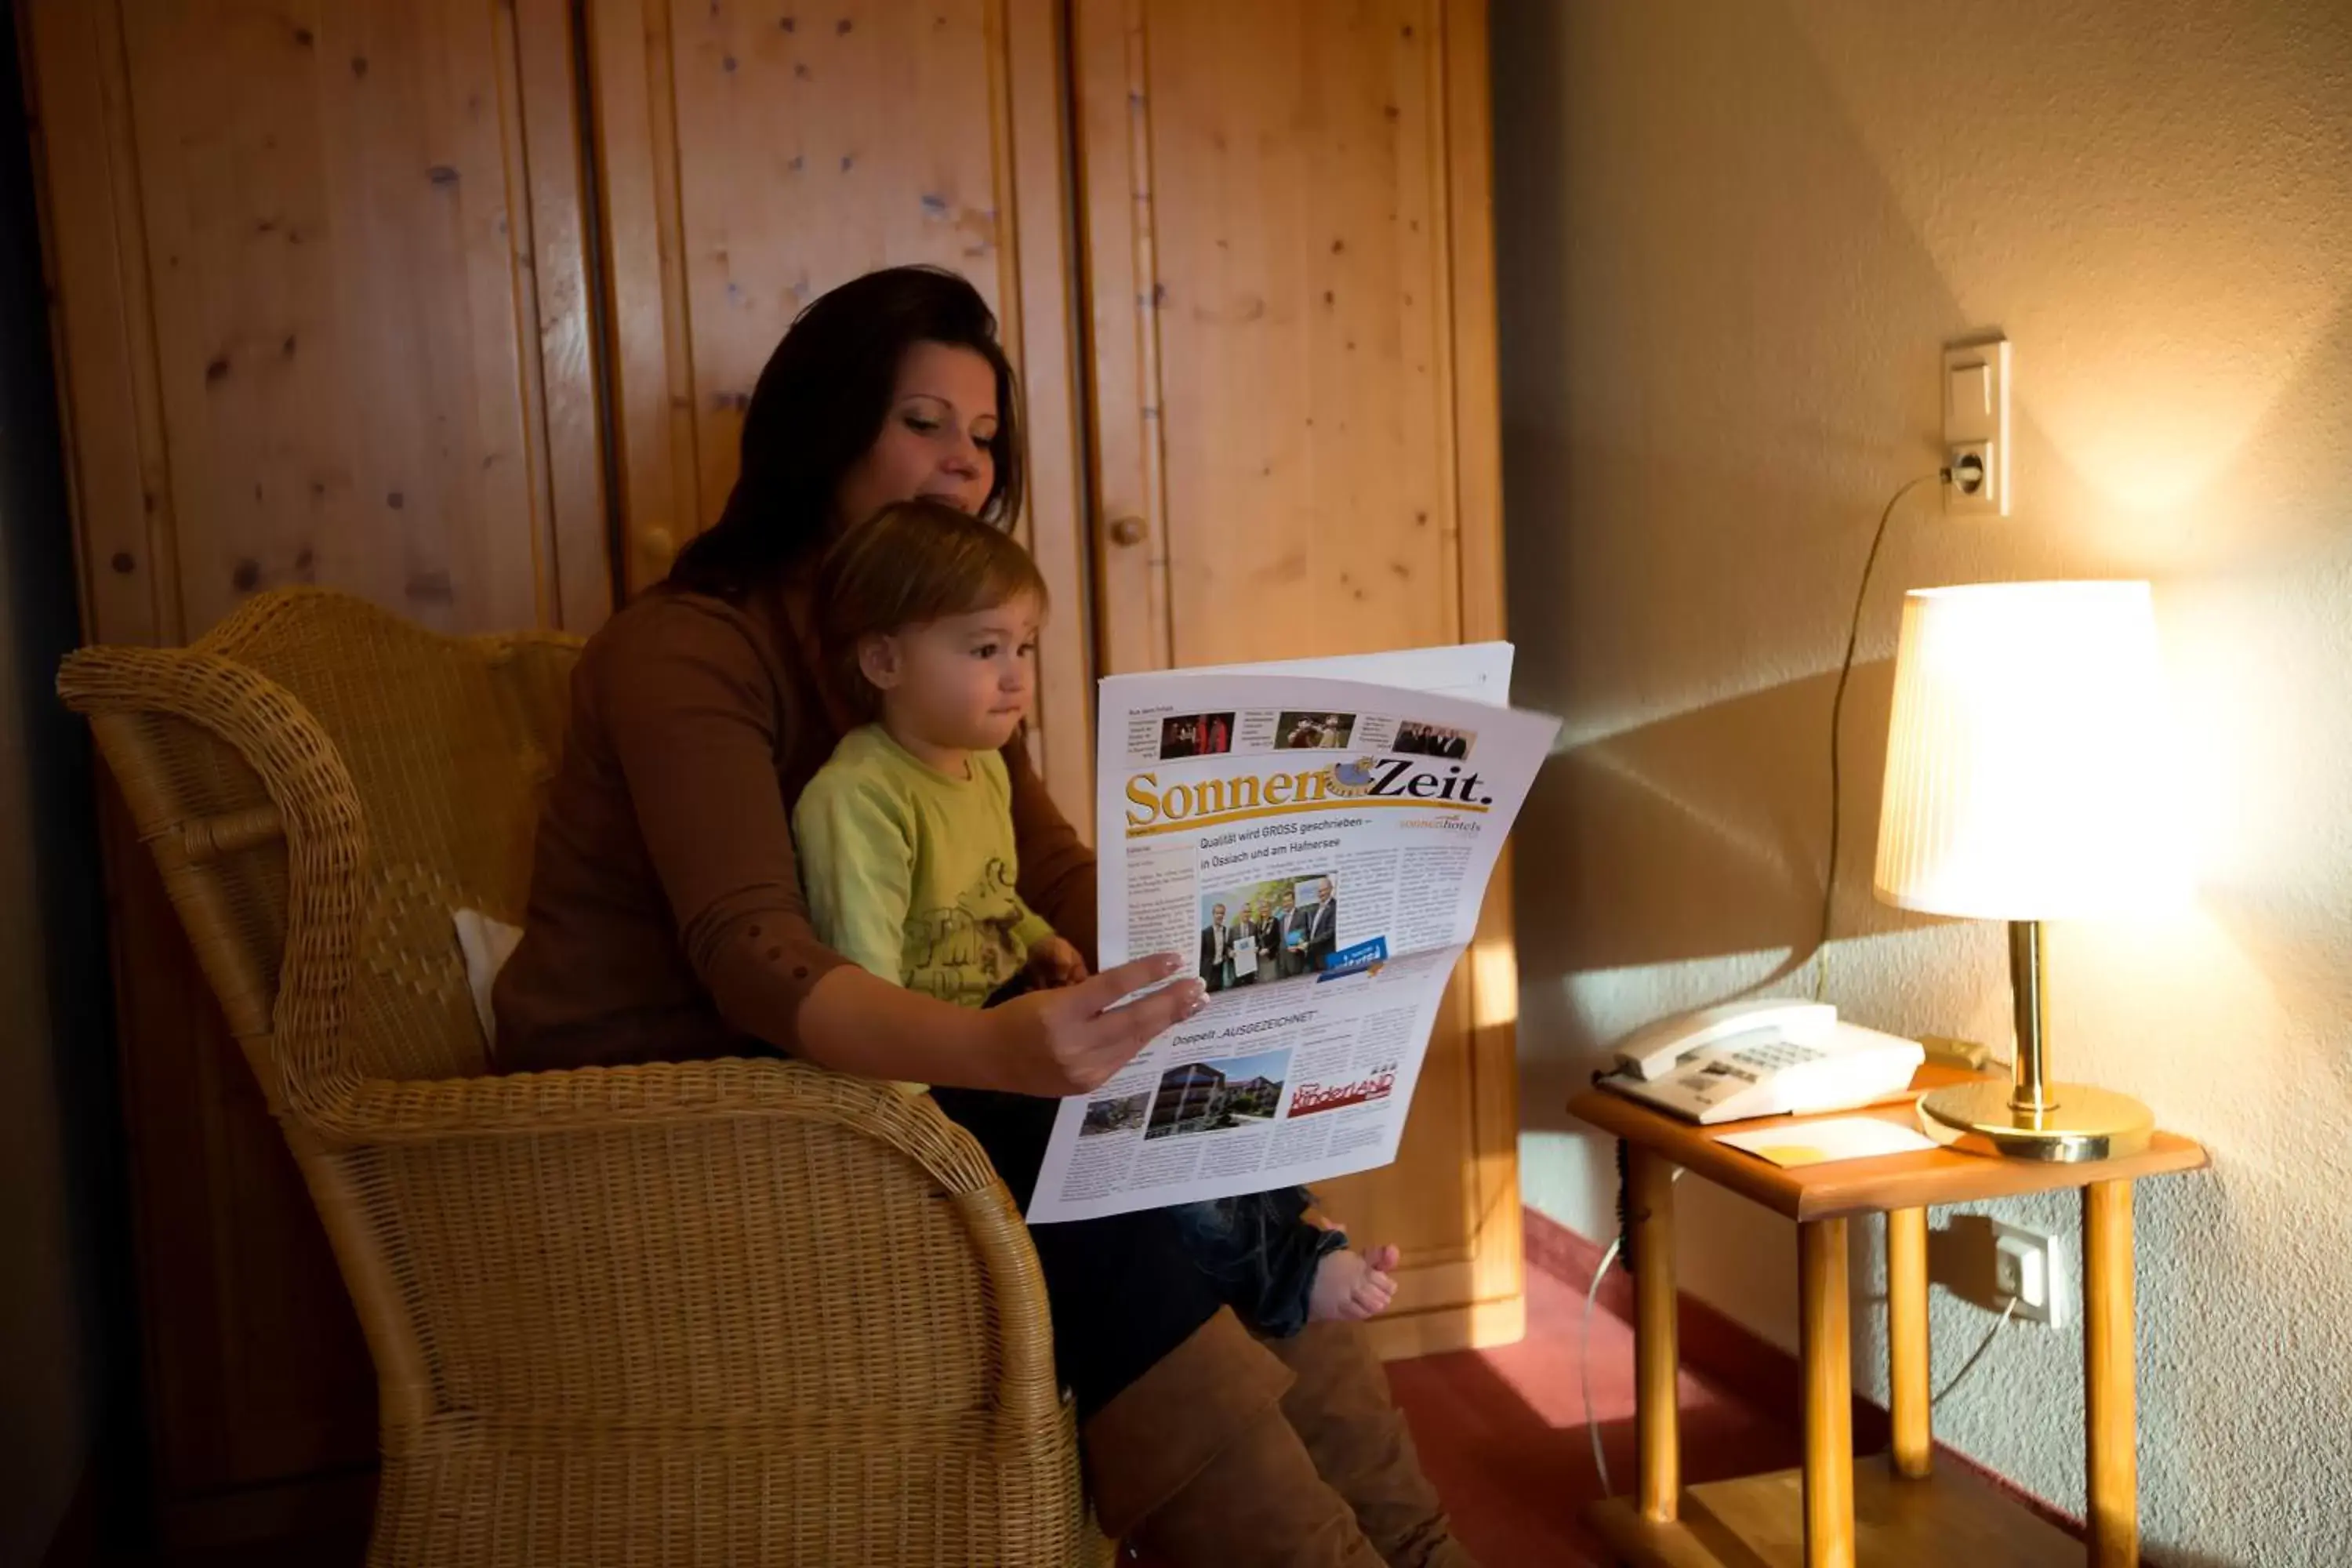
1145, 1048, 1291, 1138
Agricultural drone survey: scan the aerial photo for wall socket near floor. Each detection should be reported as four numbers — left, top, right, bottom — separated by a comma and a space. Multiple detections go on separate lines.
1991, 1219, 2069, 1329
1926, 1213, 2069, 1329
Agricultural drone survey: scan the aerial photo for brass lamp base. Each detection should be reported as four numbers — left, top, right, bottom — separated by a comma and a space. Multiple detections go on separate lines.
1917, 1078, 2154, 1163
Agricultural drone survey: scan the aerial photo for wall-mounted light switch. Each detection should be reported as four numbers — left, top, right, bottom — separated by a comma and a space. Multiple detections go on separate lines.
1943, 333, 2011, 516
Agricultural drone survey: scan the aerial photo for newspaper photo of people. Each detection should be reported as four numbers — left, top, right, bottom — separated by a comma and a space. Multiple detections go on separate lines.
1275, 710, 1356, 750
1391, 719, 1475, 759
1145, 1048, 1292, 1138
1197, 874, 1338, 988
1158, 711, 1236, 759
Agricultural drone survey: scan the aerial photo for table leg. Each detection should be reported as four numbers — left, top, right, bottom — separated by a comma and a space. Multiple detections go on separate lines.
2085, 1181, 2139, 1566
1801, 1217, 1856, 1568
1886, 1207, 1932, 1479
1630, 1146, 1679, 1522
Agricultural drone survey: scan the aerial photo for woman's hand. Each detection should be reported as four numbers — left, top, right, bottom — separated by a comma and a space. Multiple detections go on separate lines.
984, 953, 1205, 1096
1025, 934, 1090, 989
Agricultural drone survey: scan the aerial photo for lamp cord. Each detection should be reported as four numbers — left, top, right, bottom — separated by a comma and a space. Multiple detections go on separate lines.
1814, 469, 1950, 1002
1585, 1165, 1685, 1496
1581, 1235, 1623, 1497
1931, 1293, 2020, 1406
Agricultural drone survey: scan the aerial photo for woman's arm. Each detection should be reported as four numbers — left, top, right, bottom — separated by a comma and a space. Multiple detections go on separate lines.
795, 955, 1199, 1095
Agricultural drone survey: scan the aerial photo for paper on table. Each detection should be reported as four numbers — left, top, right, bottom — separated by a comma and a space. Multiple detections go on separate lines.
1717, 1116, 1937, 1168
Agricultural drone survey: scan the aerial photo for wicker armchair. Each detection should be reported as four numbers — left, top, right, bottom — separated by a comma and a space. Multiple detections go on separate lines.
59, 587, 1098, 1567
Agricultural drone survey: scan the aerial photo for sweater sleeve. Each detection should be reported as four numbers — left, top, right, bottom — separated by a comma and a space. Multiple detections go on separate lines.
596, 599, 851, 1049
1004, 731, 1097, 967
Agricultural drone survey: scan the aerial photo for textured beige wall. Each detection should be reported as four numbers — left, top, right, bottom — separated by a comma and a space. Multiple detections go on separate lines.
1494, 0, 2352, 1559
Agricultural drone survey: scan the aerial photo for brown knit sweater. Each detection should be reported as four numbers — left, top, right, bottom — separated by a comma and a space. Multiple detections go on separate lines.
492, 582, 1095, 1073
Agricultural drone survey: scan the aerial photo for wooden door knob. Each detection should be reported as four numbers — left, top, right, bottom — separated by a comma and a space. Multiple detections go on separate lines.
1107, 514, 1148, 547
636, 525, 677, 566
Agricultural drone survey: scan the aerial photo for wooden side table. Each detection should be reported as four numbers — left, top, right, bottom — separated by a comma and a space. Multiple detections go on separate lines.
1567, 1065, 2208, 1568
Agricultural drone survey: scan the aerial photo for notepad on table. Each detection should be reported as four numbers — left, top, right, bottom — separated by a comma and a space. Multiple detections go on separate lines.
1716, 1116, 1936, 1168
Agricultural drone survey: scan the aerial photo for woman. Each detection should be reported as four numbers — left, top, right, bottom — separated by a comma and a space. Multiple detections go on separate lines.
493, 267, 1473, 1568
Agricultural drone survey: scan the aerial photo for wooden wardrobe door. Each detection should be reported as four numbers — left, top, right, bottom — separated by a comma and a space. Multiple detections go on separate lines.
29, 0, 609, 648
1073, 0, 1521, 1356
586, 0, 1096, 821
24, 0, 602, 1543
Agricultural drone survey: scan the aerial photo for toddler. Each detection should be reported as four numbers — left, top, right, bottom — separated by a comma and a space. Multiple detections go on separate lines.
792, 499, 1397, 1334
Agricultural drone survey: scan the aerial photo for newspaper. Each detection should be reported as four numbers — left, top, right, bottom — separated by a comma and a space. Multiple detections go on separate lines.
1024, 644, 1562, 1223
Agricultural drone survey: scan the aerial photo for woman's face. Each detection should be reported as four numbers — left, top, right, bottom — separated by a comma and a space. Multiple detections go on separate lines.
833, 339, 1000, 528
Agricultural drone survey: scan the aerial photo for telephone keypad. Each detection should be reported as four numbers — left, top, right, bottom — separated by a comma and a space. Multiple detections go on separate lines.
1727, 1040, 1825, 1073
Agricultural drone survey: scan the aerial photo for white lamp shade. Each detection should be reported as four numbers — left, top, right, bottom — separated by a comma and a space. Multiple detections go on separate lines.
1873, 581, 2189, 920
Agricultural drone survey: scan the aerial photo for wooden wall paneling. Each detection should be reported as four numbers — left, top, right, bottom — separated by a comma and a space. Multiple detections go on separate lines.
1069, 0, 1164, 678
20, 0, 177, 648
1073, 0, 1516, 1356
1087, 0, 1461, 673
589, 0, 1094, 821
1000, 0, 1094, 830
659, 0, 1015, 531
1439, 0, 1524, 1327
1334, 0, 1523, 1353
507, 0, 616, 633
1316, 0, 1517, 1355
99, 0, 593, 639
583, 0, 699, 590
1069, 0, 1171, 677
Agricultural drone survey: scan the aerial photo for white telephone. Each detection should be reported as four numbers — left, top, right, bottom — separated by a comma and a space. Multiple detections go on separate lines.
1599, 998, 1925, 1125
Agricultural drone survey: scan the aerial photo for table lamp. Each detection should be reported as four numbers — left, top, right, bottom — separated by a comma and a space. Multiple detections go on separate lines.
1872, 580, 2187, 1161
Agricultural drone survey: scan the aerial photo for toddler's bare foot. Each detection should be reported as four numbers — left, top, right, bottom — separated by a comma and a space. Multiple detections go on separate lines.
1308, 1240, 1400, 1323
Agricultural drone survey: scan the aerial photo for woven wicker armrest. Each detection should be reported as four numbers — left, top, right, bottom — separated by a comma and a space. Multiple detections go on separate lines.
317, 1058, 1091, 1565
334, 1054, 999, 1183
321, 1058, 1065, 1440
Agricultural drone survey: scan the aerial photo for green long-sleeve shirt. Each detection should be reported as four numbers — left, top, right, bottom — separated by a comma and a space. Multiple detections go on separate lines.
793, 723, 1056, 1011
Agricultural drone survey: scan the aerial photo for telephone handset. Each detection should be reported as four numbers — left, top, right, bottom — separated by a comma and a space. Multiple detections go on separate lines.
1599, 998, 1924, 1125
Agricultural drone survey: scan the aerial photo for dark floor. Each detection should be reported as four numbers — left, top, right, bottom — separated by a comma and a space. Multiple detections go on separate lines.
1384, 1261, 1800, 1566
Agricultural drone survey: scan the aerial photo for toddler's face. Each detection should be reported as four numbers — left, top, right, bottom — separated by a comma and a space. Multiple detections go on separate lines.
879, 593, 1040, 753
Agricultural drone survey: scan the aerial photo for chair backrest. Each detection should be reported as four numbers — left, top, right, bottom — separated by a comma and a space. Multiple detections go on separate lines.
59, 588, 579, 1110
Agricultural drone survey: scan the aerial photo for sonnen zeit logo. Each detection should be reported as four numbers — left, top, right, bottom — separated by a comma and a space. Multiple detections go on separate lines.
1123, 757, 1494, 835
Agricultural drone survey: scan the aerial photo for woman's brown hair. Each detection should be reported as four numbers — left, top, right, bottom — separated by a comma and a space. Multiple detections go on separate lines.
667, 266, 1025, 598
815, 499, 1048, 717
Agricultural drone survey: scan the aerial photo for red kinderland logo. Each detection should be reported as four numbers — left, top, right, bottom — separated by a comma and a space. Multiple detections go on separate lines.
1287, 1070, 1397, 1117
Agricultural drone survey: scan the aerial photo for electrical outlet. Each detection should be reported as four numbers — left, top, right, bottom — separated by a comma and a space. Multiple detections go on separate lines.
1942, 334, 2012, 516
1991, 1220, 2068, 1328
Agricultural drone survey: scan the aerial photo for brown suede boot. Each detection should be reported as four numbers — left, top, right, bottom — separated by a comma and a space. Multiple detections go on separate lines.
1084, 1307, 1386, 1568
1264, 1320, 1481, 1568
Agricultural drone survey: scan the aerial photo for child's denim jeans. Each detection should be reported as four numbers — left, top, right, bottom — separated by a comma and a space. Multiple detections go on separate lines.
1168, 1185, 1348, 1338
